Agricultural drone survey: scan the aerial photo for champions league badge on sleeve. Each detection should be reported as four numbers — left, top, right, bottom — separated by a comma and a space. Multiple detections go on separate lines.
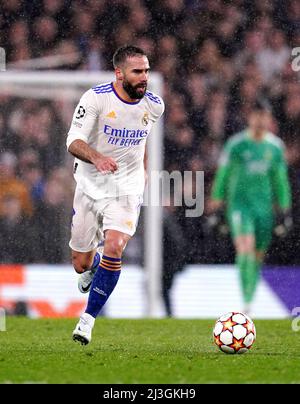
76, 105, 86, 119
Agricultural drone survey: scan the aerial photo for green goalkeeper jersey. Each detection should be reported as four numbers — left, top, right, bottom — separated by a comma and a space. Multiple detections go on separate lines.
211, 130, 291, 213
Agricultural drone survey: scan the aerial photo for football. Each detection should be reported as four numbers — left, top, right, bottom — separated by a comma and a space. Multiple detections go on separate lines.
213, 312, 256, 354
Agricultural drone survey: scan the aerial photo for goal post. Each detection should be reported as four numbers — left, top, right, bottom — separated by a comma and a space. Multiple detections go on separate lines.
0, 70, 164, 317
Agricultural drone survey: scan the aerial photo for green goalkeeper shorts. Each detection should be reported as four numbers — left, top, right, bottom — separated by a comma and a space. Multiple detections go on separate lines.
227, 208, 273, 251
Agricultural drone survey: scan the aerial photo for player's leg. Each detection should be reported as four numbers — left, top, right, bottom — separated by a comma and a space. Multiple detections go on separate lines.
84, 193, 139, 318
252, 213, 274, 299
75, 226, 105, 293
72, 247, 102, 293
235, 235, 258, 310
73, 195, 142, 345
83, 229, 130, 316
73, 230, 130, 345
69, 188, 104, 293
229, 210, 257, 310
71, 249, 98, 274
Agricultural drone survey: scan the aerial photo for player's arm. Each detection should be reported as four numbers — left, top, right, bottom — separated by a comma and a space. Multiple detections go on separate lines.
68, 140, 117, 173
143, 147, 148, 184
66, 90, 117, 174
143, 95, 164, 184
271, 147, 291, 211
206, 143, 233, 234
144, 147, 148, 171
209, 143, 233, 211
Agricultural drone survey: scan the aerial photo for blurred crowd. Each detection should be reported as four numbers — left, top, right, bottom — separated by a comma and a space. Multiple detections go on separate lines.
1, 0, 300, 266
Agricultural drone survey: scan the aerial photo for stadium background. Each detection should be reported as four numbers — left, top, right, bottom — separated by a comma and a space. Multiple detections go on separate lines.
1, 0, 300, 318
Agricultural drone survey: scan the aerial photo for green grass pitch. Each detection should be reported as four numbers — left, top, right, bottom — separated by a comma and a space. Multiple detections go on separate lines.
0, 317, 299, 384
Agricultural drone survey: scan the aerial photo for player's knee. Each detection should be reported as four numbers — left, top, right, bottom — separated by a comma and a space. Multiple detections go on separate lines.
235, 236, 255, 254
72, 260, 89, 274
237, 245, 254, 255
104, 237, 125, 258
71, 253, 92, 274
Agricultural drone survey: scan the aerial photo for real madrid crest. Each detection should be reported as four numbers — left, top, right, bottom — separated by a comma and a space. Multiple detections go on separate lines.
142, 112, 149, 126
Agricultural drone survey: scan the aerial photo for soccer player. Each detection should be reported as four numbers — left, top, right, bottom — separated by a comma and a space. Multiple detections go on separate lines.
67, 45, 164, 344
209, 101, 292, 314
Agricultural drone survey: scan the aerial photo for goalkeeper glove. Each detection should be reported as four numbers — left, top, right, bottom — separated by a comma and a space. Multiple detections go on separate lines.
207, 208, 229, 236
274, 210, 293, 238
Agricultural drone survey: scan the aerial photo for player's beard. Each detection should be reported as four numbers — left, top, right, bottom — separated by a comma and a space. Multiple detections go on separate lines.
122, 79, 147, 100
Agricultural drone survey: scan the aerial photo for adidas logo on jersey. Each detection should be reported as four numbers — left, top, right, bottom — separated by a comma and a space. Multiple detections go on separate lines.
106, 111, 117, 119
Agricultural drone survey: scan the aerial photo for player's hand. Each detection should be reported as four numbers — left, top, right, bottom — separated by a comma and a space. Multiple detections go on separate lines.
207, 208, 229, 236
207, 199, 224, 214
92, 155, 118, 174
206, 200, 228, 236
274, 209, 293, 238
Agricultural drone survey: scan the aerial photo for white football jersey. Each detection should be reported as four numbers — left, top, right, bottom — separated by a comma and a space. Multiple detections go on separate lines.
67, 82, 164, 199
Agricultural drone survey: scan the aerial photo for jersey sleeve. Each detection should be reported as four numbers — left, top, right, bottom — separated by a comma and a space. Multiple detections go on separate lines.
66, 89, 99, 150
154, 97, 165, 121
211, 141, 234, 201
147, 93, 165, 122
271, 145, 291, 210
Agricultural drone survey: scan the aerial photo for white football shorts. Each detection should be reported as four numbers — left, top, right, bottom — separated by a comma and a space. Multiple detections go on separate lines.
69, 186, 143, 253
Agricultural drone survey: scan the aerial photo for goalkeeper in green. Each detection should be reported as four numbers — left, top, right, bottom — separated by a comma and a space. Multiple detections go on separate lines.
209, 102, 292, 313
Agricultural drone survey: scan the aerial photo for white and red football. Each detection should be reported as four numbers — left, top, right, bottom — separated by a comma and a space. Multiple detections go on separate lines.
213, 312, 256, 354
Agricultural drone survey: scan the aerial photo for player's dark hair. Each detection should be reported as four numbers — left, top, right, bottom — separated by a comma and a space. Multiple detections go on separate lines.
113, 45, 146, 68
